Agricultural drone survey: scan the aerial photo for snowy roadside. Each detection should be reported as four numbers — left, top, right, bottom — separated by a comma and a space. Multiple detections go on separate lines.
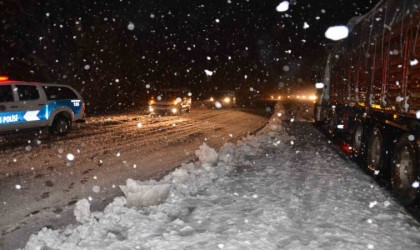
22, 103, 420, 250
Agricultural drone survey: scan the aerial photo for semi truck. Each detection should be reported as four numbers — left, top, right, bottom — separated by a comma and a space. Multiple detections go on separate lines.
315, 0, 420, 205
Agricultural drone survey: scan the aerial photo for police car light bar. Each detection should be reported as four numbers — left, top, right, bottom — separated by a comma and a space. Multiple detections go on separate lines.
0, 76, 9, 81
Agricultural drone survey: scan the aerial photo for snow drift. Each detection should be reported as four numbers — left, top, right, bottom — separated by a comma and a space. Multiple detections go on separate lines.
22, 103, 420, 250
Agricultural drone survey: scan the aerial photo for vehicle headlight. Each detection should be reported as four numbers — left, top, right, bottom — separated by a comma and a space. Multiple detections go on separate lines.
173, 100, 179, 105
223, 97, 231, 103
209, 97, 214, 102
172, 108, 178, 113
149, 106, 154, 112
149, 99, 155, 105
309, 95, 317, 100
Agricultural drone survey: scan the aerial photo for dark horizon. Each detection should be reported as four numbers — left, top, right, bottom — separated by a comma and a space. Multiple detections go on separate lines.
0, 0, 379, 113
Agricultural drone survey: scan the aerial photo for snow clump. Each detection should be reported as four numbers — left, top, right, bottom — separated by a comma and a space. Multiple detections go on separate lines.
195, 142, 218, 164
119, 179, 170, 208
74, 199, 91, 223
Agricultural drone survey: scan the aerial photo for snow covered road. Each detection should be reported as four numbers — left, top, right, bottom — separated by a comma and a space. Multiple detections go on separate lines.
20, 103, 420, 250
0, 108, 269, 249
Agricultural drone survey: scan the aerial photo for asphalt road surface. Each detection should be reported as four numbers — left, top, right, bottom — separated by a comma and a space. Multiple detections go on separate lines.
0, 107, 270, 249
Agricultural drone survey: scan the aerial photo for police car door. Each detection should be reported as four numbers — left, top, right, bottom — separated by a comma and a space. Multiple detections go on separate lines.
14, 84, 45, 129
0, 84, 19, 132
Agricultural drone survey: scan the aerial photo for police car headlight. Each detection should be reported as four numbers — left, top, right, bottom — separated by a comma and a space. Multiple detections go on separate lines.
172, 108, 178, 114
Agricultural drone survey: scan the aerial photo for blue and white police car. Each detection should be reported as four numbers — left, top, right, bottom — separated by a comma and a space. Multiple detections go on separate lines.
0, 76, 85, 135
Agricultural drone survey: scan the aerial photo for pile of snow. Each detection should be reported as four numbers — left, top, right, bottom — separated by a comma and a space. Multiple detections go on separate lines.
74, 199, 91, 223
22, 102, 420, 250
119, 179, 170, 208
195, 142, 218, 165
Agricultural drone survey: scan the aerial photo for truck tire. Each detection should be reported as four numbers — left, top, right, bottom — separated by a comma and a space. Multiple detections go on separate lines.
367, 127, 386, 176
391, 135, 419, 206
352, 121, 364, 157
50, 114, 72, 136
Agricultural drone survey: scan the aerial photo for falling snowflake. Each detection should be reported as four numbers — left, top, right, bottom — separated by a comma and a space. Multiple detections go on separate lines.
410, 59, 418, 66
412, 181, 420, 188
276, 1, 289, 12
127, 22, 135, 30
303, 22, 310, 29
408, 135, 415, 141
67, 153, 75, 161
92, 186, 100, 193
325, 25, 349, 41
215, 101, 222, 109
369, 201, 377, 208
84, 65, 90, 70
15, 184, 21, 190
204, 69, 214, 76
137, 123, 142, 128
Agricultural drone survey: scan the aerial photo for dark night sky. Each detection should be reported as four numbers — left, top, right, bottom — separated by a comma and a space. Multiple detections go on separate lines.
0, 0, 379, 112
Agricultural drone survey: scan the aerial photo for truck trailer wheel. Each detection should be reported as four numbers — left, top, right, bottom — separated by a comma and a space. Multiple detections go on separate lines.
352, 121, 364, 157
367, 127, 386, 176
391, 135, 419, 206
50, 114, 72, 136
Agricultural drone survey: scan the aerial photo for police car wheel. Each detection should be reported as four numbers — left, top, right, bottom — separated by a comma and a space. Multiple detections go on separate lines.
51, 115, 71, 135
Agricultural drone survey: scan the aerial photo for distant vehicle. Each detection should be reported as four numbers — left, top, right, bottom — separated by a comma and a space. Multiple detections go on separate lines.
206, 91, 237, 108
148, 90, 191, 115
0, 76, 85, 135
314, 0, 420, 205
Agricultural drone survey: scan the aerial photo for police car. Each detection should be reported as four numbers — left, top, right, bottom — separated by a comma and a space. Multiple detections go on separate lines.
0, 76, 85, 135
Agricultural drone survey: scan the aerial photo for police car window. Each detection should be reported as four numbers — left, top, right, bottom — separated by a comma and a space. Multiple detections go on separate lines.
0, 85, 14, 103
16, 85, 40, 101
42, 86, 78, 100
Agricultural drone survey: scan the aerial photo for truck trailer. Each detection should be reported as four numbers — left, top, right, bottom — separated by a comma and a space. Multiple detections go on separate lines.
315, 0, 420, 205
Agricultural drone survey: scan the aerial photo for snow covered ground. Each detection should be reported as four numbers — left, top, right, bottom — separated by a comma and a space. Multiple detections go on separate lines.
22, 103, 420, 250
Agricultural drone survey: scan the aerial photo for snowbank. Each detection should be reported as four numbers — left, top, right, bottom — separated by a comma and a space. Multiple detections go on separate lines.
22, 103, 420, 250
